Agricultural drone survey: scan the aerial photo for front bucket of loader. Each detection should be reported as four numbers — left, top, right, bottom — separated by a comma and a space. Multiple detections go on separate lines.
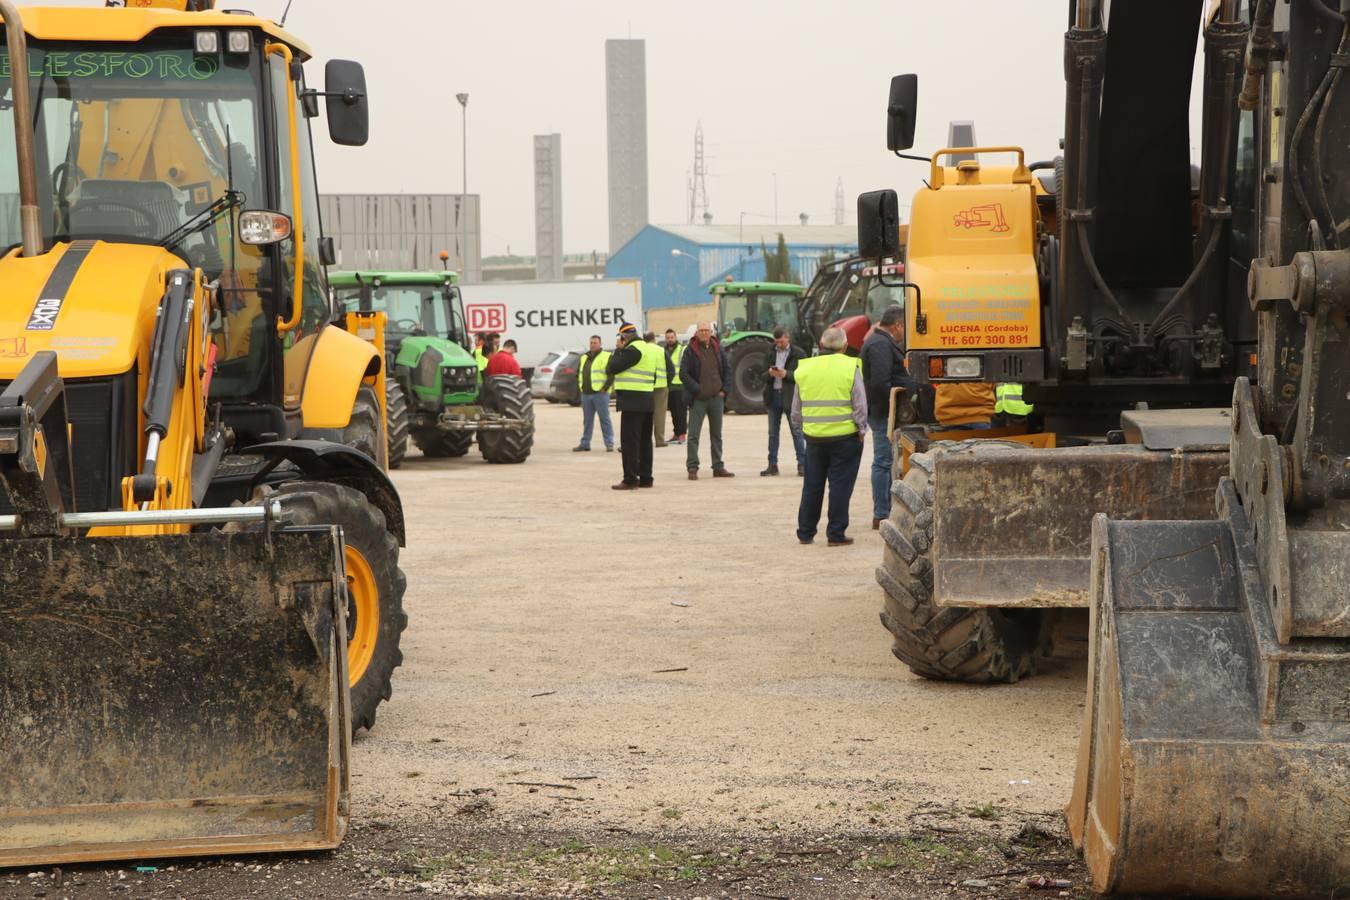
0, 527, 351, 867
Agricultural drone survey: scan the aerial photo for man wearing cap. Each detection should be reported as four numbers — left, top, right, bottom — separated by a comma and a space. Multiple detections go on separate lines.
607, 323, 660, 489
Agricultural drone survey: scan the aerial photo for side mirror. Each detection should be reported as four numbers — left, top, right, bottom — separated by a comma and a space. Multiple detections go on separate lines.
325, 60, 369, 147
857, 190, 901, 259
887, 74, 918, 152
318, 235, 336, 267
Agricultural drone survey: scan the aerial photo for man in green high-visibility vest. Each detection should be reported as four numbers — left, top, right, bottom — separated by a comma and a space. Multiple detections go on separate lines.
790, 327, 869, 546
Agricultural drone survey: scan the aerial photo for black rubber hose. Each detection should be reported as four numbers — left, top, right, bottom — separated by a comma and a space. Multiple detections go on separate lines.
1310, 0, 1345, 24
1145, 226, 1223, 337
1312, 25, 1350, 248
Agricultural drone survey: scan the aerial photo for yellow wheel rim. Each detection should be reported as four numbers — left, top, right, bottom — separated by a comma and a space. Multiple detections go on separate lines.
345, 546, 379, 687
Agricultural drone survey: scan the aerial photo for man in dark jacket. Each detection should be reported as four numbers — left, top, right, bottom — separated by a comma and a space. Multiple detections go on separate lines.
678, 321, 735, 480
607, 323, 658, 489
761, 326, 805, 477
860, 305, 912, 528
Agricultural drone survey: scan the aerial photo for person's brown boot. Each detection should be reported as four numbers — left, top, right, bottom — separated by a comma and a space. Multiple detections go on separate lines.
612, 482, 638, 491
687, 471, 698, 481
827, 537, 854, 547
713, 469, 735, 478
760, 465, 779, 476
872, 518, 882, 530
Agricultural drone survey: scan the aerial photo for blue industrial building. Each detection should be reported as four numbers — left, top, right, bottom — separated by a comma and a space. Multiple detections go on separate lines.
605, 223, 858, 311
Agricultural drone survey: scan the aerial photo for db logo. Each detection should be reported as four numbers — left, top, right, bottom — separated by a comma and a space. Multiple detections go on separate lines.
467, 304, 507, 332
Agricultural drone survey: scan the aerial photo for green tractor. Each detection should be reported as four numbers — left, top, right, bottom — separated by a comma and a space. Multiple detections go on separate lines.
710, 281, 807, 414
330, 270, 534, 465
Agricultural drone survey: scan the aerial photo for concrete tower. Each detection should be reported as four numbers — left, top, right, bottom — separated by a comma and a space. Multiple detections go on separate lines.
605, 39, 649, 255
533, 133, 564, 281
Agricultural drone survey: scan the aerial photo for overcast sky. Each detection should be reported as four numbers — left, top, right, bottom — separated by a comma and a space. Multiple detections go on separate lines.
38, 1, 1205, 257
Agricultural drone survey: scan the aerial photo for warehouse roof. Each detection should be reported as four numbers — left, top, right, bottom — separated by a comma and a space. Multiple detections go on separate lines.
652, 223, 859, 247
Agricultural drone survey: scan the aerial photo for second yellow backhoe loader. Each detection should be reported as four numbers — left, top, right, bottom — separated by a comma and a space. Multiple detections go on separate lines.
857, 0, 1346, 894
0, 0, 406, 867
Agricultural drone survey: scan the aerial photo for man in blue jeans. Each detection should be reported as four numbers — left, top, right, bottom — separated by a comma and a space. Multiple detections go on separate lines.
859, 305, 911, 529
573, 335, 615, 452
761, 326, 805, 477
792, 327, 868, 546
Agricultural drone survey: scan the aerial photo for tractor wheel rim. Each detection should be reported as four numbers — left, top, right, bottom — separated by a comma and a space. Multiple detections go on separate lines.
345, 545, 379, 686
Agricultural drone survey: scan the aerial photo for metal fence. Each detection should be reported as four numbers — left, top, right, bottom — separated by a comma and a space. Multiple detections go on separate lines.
319, 193, 481, 280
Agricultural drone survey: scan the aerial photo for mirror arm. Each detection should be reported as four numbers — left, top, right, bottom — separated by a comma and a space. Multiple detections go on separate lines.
893, 151, 930, 163
302, 88, 367, 106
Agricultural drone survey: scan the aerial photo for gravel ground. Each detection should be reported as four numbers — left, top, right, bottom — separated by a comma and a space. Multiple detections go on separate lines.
2, 403, 1093, 898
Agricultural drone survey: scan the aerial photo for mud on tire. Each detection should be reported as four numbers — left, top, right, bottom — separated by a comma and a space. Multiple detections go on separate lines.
273, 481, 407, 733
340, 384, 383, 464
385, 378, 410, 470
876, 440, 1054, 683
477, 374, 534, 464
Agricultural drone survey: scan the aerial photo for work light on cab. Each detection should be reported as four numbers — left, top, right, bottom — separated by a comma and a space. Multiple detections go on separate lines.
193, 29, 218, 54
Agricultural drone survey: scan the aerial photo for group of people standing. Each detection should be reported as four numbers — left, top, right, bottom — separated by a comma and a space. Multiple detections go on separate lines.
567, 306, 915, 547
576, 322, 737, 489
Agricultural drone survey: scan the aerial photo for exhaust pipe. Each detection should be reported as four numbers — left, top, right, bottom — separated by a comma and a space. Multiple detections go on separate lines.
0, 0, 40, 258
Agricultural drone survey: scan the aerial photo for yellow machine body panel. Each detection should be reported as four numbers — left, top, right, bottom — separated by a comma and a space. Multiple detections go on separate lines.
906, 161, 1042, 354
298, 324, 382, 430
0, 241, 176, 380
14, 5, 312, 58
0, 242, 210, 533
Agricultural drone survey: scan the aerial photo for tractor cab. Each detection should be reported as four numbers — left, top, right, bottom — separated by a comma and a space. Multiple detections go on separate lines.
708, 281, 805, 414
331, 270, 469, 353
710, 281, 804, 344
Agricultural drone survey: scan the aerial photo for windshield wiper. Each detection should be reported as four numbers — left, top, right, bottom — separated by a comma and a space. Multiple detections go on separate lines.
156, 189, 243, 254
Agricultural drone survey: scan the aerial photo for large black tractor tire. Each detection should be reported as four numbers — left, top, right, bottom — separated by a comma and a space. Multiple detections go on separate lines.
477, 374, 534, 464
341, 384, 383, 464
385, 378, 410, 470
876, 440, 1054, 683
240, 481, 406, 734
413, 428, 474, 458
725, 338, 772, 414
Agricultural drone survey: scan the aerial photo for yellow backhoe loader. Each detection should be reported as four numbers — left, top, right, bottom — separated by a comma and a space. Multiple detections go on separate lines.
0, 0, 406, 867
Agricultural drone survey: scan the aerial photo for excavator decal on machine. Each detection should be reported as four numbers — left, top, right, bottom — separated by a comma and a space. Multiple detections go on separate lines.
952, 203, 1010, 232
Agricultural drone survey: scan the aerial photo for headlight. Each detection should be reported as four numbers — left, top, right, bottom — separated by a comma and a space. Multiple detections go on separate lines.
943, 356, 982, 379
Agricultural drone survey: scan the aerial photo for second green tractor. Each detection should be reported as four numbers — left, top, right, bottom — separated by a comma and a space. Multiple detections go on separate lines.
331, 271, 534, 466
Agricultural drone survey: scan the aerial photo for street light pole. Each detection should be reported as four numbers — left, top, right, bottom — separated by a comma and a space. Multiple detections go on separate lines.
456, 92, 469, 281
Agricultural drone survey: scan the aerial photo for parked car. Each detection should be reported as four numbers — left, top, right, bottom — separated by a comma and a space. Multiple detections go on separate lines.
547, 351, 583, 406
529, 349, 569, 399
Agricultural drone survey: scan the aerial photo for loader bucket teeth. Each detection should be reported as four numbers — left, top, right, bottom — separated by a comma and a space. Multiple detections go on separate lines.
0, 527, 351, 867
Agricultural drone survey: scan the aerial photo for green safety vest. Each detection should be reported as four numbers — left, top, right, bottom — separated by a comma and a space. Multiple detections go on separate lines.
474, 347, 488, 372
580, 350, 611, 394
669, 344, 684, 386
995, 383, 1033, 417
794, 353, 859, 438
612, 339, 658, 393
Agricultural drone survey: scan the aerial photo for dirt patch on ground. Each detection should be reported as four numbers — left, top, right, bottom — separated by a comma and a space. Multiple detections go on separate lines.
0, 405, 1093, 898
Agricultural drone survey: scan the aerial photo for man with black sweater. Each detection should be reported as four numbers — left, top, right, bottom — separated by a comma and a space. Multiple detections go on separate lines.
860, 305, 911, 528
762, 326, 805, 476
607, 323, 660, 489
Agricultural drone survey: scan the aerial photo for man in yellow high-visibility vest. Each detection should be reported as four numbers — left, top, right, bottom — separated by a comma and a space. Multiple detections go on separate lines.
790, 327, 868, 546
607, 322, 660, 489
